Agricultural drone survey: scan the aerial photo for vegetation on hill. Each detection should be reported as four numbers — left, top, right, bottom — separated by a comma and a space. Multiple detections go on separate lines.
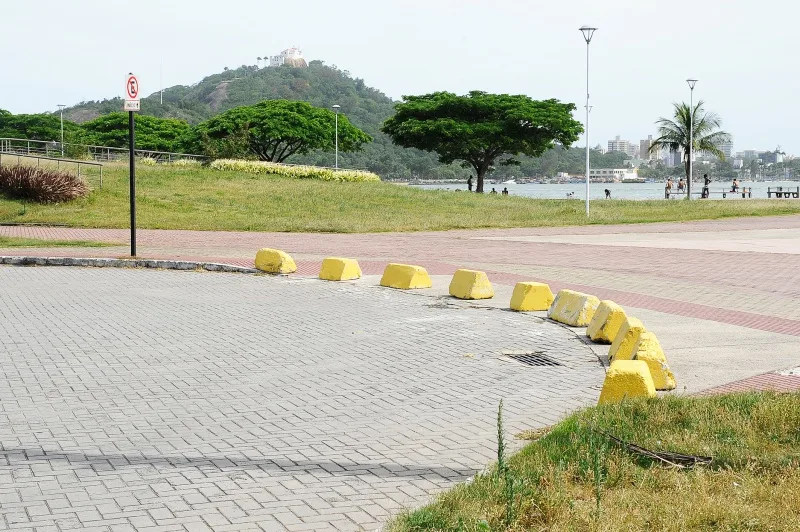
189, 100, 371, 162
0, 61, 766, 180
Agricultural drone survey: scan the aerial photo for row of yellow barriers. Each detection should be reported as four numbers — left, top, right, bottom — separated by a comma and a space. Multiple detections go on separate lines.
255, 249, 674, 404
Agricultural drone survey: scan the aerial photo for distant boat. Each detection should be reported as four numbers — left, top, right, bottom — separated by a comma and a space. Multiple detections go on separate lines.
502, 179, 516, 184
621, 177, 646, 183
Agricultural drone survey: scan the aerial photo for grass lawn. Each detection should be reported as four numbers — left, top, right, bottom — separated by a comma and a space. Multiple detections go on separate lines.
2, 163, 800, 233
390, 393, 800, 531
0, 236, 117, 248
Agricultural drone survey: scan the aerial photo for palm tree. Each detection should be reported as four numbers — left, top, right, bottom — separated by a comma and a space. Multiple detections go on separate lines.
649, 100, 730, 182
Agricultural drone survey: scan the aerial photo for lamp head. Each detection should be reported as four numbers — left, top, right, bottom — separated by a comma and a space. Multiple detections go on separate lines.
579, 26, 597, 43
686, 79, 698, 90
332, 104, 341, 111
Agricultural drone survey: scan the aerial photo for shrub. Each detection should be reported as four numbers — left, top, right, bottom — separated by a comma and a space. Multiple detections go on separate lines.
0, 165, 89, 203
209, 159, 380, 182
167, 159, 203, 168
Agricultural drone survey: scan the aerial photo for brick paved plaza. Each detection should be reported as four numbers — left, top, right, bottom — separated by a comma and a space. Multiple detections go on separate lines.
0, 267, 603, 531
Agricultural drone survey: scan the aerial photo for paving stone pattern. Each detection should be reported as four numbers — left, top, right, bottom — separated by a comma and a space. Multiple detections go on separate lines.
0, 267, 603, 531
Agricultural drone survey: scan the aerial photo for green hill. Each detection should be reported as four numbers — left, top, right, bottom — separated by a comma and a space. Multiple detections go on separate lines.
57, 61, 649, 180
62, 61, 460, 179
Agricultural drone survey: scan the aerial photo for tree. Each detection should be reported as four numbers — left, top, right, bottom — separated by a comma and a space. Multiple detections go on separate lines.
381, 91, 582, 192
649, 101, 730, 181
192, 100, 372, 162
82, 113, 192, 153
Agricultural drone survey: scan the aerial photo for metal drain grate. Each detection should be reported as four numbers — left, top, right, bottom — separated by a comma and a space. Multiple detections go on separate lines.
504, 351, 563, 367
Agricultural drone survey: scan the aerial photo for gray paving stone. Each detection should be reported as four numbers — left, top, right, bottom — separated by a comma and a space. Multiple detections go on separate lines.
0, 267, 603, 531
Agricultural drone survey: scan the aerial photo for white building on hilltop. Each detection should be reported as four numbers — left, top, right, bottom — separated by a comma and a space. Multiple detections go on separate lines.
270, 47, 308, 68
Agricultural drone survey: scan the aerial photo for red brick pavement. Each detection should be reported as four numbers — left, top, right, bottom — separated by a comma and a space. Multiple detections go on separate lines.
696, 372, 800, 395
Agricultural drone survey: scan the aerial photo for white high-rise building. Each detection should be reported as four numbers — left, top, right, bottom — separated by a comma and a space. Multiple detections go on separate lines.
720, 140, 734, 159
608, 135, 635, 156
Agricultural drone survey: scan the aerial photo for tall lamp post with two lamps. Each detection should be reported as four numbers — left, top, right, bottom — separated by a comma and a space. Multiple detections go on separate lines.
686, 79, 697, 199
579, 25, 597, 216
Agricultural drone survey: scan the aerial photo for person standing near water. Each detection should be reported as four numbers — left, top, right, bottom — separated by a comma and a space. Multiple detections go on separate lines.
467, 176, 473, 192
665, 178, 673, 199
702, 174, 711, 198
678, 178, 685, 192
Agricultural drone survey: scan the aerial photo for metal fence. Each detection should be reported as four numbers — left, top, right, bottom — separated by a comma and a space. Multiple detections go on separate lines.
0, 138, 206, 164
0, 152, 105, 188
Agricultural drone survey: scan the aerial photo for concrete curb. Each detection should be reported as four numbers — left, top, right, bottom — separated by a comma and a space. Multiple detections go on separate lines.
0, 256, 258, 274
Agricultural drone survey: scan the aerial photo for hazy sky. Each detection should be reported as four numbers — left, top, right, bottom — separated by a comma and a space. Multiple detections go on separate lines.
2, 0, 795, 154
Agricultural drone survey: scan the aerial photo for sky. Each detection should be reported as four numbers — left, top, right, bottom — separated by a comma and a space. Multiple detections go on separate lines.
1, 0, 795, 154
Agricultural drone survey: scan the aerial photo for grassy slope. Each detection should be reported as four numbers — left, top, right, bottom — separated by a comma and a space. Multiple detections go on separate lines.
0, 236, 116, 248
2, 164, 800, 233
391, 393, 800, 531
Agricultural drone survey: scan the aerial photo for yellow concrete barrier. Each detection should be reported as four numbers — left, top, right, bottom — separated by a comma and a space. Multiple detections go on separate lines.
510, 282, 554, 311
380, 263, 433, 290
586, 300, 628, 344
547, 289, 600, 327
608, 317, 647, 362
255, 248, 297, 274
633, 332, 676, 391
448, 269, 494, 300
319, 257, 362, 281
598, 360, 657, 404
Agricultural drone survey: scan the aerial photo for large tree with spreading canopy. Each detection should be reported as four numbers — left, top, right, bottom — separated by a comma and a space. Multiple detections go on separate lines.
381, 91, 583, 192
192, 100, 371, 162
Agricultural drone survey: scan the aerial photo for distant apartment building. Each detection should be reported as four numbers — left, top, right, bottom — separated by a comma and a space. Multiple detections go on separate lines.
720, 140, 734, 159
743, 150, 760, 159
640, 135, 659, 161
666, 148, 683, 167
608, 136, 636, 157
759, 149, 784, 164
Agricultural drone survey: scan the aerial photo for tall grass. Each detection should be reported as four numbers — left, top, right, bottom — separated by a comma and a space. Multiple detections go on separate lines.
0, 165, 89, 203
1, 163, 800, 232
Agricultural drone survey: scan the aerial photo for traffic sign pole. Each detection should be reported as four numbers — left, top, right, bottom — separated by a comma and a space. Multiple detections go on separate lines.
129, 110, 136, 257
124, 72, 140, 257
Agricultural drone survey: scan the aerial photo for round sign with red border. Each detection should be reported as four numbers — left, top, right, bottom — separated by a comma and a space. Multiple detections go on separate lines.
126, 74, 140, 100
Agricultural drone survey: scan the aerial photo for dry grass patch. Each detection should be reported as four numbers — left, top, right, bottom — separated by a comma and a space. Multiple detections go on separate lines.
389, 393, 800, 531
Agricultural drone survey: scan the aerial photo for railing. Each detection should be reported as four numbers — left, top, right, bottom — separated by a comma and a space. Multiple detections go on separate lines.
0, 138, 206, 164
0, 152, 105, 188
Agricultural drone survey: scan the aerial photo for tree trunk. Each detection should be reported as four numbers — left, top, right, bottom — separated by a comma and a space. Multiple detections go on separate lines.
476, 168, 485, 193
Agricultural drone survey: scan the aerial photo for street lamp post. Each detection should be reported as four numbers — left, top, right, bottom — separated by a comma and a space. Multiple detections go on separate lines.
686, 79, 697, 200
580, 26, 597, 216
332, 104, 340, 169
57, 104, 66, 157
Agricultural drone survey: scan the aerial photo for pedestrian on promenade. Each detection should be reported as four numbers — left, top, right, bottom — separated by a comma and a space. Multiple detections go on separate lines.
665, 178, 673, 199
678, 178, 685, 192
702, 174, 711, 198
732, 178, 739, 192
605, 189, 611, 199
502, 187, 509, 196
490, 188, 498, 194
467, 176, 473, 192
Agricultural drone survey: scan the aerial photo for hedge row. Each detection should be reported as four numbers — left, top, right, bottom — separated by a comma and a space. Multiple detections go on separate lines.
209, 159, 380, 182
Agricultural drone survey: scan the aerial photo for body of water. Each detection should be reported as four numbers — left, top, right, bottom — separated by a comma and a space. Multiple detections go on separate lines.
413, 181, 800, 200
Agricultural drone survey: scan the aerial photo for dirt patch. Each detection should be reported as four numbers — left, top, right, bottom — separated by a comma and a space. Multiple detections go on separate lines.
206, 81, 230, 112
